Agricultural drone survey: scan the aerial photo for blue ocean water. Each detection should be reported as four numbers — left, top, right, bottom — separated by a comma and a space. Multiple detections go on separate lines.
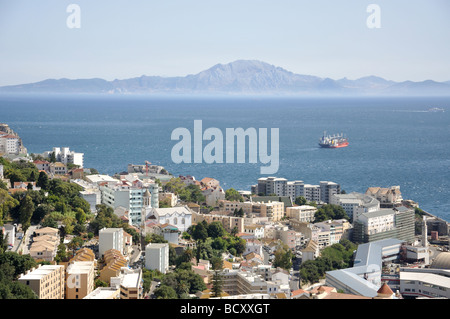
1, 94, 449, 222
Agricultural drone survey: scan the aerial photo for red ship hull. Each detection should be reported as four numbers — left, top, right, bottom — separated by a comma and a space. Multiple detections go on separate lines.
318, 131, 349, 148
319, 141, 349, 148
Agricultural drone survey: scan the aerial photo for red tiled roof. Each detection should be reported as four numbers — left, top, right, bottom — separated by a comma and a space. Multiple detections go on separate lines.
377, 282, 394, 295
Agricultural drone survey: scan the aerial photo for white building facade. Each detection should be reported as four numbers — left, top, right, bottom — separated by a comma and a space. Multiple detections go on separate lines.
145, 243, 169, 274
99, 228, 124, 257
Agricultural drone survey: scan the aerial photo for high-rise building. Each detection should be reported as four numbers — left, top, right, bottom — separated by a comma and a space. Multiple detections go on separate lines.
320, 181, 340, 204
99, 228, 124, 257
100, 180, 159, 226
145, 243, 169, 274
352, 207, 415, 243
66, 261, 95, 299
257, 177, 339, 204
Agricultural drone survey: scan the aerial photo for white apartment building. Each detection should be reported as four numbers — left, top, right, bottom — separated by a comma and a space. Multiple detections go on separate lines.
257, 177, 339, 203
314, 219, 349, 247
0, 134, 20, 154
72, 179, 102, 213
145, 243, 169, 274
286, 181, 305, 201
330, 192, 380, 222
303, 184, 321, 203
100, 180, 159, 226
221, 267, 291, 297
85, 174, 119, 186
44, 147, 84, 167
357, 209, 395, 236
320, 181, 340, 204
99, 228, 124, 257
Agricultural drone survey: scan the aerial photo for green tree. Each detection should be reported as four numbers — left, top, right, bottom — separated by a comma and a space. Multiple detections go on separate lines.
75, 208, 87, 224
49, 152, 56, 163
29, 170, 37, 182
5, 169, 26, 185
32, 203, 54, 223
211, 270, 223, 298
299, 260, 320, 286
232, 207, 244, 217
18, 195, 34, 232
294, 196, 307, 206
190, 222, 208, 242
0, 252, 37, 280
36, 171, 49, 190
314, 204, 349, 222
163, 178, 185, 195
207, 222, 226, 239
154, 285, 178, 299
273, 244, 293, 270
94, 279, 109, 288
0, 189, 19, 225
0, 229, 7, 253
225, 188, 243, 202
55, 243, 68, 263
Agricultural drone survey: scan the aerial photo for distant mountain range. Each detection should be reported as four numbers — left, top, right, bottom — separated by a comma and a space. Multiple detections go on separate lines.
1, 60, 450, 96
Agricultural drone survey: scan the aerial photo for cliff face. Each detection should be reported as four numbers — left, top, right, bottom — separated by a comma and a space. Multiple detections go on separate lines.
0, 123, 16, 135
0, 123, 28, 155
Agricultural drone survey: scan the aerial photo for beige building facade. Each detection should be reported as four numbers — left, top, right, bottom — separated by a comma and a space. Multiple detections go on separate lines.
18, 265, 65, 299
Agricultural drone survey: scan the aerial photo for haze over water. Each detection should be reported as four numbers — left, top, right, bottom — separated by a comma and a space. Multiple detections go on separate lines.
1, 94, 449, 222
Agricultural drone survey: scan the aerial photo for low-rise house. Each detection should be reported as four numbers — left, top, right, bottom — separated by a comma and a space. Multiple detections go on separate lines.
202, 186, 225, 207
159, 192, 178, 207
33, 160, 50, 172
99, 249, 127, 284
49, 162, 67, 175
29, 227, 59, 261
146, 206, 192, 233
365, 186, 403, 208
301, 240, 320, 263
244, 224, 265, 239
243, 238, 264, 257
200, 177, 220, 189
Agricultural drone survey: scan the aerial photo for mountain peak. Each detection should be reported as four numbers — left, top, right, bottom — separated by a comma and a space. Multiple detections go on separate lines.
0, 61, 449, 96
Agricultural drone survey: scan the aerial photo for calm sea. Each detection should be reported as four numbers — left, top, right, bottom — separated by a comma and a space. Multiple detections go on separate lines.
1, 94, 449, 222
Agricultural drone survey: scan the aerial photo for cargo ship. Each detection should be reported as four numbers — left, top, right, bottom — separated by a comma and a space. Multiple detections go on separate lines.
318, 131, 349, 148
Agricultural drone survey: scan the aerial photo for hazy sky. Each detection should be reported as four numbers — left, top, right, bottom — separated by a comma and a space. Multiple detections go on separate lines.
1, 0, 449, 86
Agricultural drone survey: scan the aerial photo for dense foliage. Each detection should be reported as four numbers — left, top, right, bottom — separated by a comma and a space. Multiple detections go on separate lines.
298, 239, 357, 286
313, 204, 349, 222
0, 251, 38, 299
